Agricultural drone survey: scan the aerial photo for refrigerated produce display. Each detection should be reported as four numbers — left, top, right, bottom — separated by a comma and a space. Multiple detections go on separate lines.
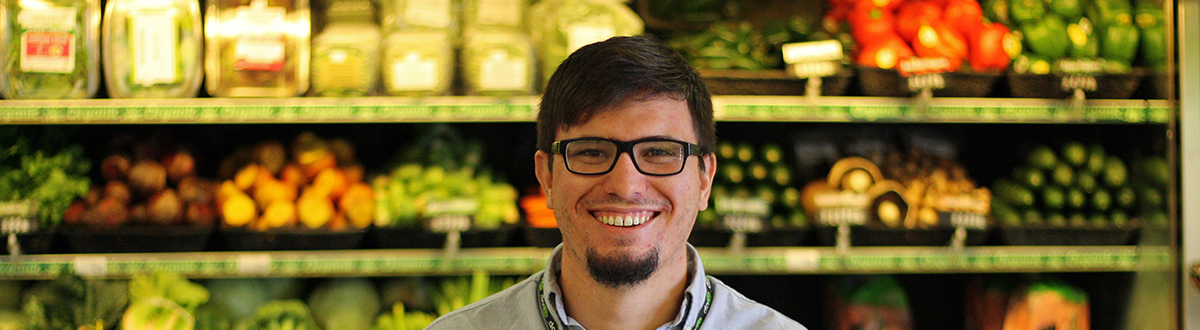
0, 0, 1190, 329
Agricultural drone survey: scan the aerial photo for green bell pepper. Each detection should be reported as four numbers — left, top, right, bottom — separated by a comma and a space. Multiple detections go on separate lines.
1050, 0, 1084, 20
1010, 0, 1047, 23
985, 0, 1012, 24
1139, 25, 1167, 69
1013, 53, 1054, 74
1135, 2, 1164, 28
1068, 17, 1100, 58
1021, 14, 1071, 59
1100, 22, 1140, 65
1088, 0, 1134, 28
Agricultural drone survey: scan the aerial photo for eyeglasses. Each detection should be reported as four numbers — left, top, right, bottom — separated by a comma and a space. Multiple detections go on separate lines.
550, 137, 705, 176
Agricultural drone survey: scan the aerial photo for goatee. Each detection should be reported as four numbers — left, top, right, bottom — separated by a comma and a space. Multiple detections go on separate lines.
586, 247, 659, 289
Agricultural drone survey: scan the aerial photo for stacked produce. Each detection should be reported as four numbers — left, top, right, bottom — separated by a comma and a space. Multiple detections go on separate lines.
1133, 155, 1169, 227
699, 140, 808, 230
121, 272, 210, 330
217, 132, 373, 231
65, 139, 215, 229
878, 149, 992, 228
0, 138, 91, 229
527, 0, 644, 86
992, 142, 1137, 229
825, 0, 1019, 72
994, 0, 1162, 74
373, 125, 519, 230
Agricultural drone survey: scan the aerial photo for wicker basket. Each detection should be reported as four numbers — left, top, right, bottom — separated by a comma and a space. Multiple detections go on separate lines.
858, 66, 1000, 97
1008, 70, 1144, 99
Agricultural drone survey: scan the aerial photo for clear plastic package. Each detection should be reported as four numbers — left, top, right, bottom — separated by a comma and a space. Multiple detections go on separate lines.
0, 0, 100, 99
102, 0, 203, 98
461, 28, 535, 96
205, 0, 310, 97
311, 22, 380, 96
382, 30, 452, 96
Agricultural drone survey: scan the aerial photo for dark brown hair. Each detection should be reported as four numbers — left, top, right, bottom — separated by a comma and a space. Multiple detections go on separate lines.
536, 35, 715, 158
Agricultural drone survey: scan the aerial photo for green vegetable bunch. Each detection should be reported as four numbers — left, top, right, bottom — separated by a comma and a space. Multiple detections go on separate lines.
23, 274, 129, 330
372, 303, 436, 330
0, 140, 91, 228
242, 300, 319, 330
432, 270, 518, 316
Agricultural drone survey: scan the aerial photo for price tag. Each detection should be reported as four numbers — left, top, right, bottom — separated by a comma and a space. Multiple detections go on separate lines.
237, 253, 272, 276
1061, 75, 1098, 92
782, 40, 843, 64
788, 61, 840, 78
722, 216, 764, 233
425, 198, 478, 217
1055, 58, 1105, 75
714, 196, 770, 217
73, 256, 108, 277
817, 208, 868, 226
428, 215, 471, 233
898, 57, 953, 77
941, 212, 988, 229
906, 73, 946, 91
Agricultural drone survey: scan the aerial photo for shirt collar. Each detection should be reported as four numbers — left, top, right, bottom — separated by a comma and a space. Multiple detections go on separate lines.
540, 244, 709, 329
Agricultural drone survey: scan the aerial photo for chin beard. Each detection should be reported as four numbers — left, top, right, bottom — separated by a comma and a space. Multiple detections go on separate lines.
586, 248, 659, 289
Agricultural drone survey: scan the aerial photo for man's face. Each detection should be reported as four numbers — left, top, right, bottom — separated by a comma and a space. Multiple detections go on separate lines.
534, 95, 716, 288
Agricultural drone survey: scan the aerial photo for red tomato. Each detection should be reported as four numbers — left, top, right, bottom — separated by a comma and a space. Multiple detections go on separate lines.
942, 0, 984, 36
894, 0, 943, 43
912, 23, 968, 68
856, 35, 915, 69
968, 22, 1021, 72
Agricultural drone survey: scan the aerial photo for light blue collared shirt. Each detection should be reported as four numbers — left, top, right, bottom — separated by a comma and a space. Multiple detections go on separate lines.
425, 244, 805, 330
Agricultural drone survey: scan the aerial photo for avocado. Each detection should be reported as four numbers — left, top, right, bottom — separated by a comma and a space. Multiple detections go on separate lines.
717, 141, 737, 161
994, 178, 1037, 209
1102, 155, 1128, 187
1066, 187, 1087, 210
1051, 163, 1075, 187
1075, 170, 1097, 193
735, 142, 756, 163
771, 163, 793, 187
748, 162, 770, 183
1042, 185, 1066, 210
1045, 212, 1067, 227
1068, 213, 1088, 227
1110, 210, 1129, 227
1086, 144, 1106, 173
761, 143, 785, 164
1027, 145, 1059, 171
1114, 186, 1136, 209
1014, 166, 1046, 189
1061, 141, 1088, 168
1088, 213, 1108, 228
1092, 188, 1112, 211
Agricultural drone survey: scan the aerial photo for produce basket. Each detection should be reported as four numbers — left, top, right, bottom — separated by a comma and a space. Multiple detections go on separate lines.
815, 225, 991, 247
857, 66, 1000, 97
521, 226, 562, 248
370, 225, 515, 249
997, 226, 1138, 245
217, 227, 366, 251
60, 225, 213, 253
1007, 70, 1144, 99
700, 68, 854, 96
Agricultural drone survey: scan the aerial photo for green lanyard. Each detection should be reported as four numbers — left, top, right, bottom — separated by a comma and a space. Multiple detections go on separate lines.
536, 273, 714, 330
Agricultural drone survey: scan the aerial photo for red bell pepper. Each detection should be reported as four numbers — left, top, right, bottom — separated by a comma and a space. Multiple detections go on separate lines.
942, 0, 985, 36
849, 0, 901, 44
968, 21, 1021, 72
895, 0, 943, 43
856, 35, 915, 69
912, 22, 968, 69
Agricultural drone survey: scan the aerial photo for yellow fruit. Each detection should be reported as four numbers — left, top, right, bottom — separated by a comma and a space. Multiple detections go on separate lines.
297, 190, 335, 229
234, 164, 263, 191
221, 192, 257, 227
261, 200, 297, 228
253, 177, 298, 209
339, 183, 374, 229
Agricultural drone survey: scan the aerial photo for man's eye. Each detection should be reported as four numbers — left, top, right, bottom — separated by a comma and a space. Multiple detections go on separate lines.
641, 147, 680, 158
572, 148, 609, 158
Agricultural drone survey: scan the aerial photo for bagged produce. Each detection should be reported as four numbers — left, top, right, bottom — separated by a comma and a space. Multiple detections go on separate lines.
0, 0, 100, 99
102, 0, 203, 98
528, 0, 643, 86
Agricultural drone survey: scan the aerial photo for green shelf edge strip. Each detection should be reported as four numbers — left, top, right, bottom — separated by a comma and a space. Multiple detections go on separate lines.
0, 97, 1165, 124
0, 246, 1172, 279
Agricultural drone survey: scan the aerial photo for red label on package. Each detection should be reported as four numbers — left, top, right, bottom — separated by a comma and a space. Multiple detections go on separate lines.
21, 31, 75, 73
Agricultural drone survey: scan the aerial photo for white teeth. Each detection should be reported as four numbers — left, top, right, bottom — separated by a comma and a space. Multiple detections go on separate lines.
597, 214, 650, 227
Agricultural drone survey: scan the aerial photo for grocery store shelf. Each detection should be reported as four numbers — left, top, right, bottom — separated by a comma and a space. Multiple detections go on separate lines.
0, 246, 1172, 279
0, 96, 1162, 124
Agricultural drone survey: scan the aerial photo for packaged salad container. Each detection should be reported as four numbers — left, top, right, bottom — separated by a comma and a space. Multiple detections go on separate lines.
461, 28, 535, 96
102, 0, 203, 98
310, 22, 379, 96
382, 30, 453, 96
204, 0, 309, 97
0, 0, 100, 99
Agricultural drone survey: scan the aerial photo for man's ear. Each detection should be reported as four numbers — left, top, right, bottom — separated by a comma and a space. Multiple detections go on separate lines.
534, 150, 553, 207
698, 154, 716, 211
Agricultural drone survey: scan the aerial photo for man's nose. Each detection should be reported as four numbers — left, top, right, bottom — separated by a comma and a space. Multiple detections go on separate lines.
599, 153, 649, 196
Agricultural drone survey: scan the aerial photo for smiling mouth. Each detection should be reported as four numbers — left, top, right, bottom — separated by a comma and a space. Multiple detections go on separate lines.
593, 211, 658, 227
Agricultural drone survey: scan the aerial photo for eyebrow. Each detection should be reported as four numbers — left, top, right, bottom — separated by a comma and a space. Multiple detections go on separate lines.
572, 135, 682, 142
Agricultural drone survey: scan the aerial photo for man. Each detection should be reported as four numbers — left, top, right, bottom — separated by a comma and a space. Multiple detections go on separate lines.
425, 35, 805, 330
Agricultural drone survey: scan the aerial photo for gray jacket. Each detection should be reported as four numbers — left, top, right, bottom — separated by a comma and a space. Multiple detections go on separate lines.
425, 245, 805, 330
